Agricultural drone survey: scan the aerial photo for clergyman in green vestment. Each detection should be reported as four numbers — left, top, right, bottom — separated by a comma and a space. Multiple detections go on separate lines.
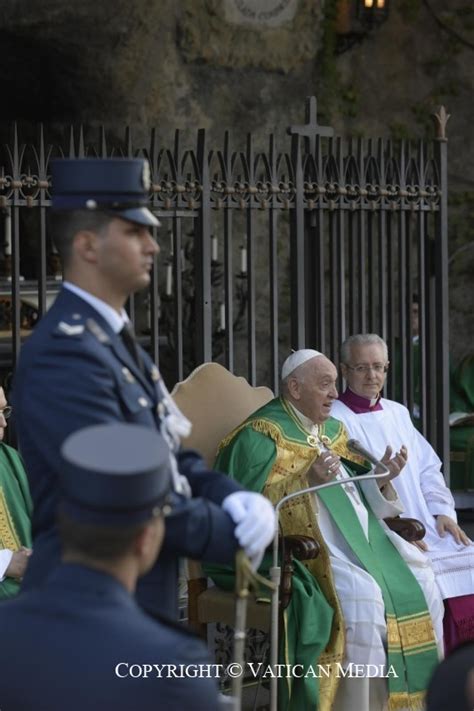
207, 350, 443, 711
0, 387, 32, 599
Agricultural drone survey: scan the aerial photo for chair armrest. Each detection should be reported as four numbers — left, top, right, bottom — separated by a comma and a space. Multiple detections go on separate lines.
384, 516, 426, 542
283, 534, 320, 561
280, 534, 320, 610
187, 534, 321, 627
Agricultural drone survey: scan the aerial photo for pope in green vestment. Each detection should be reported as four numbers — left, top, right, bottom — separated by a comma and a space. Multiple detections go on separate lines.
206, 351, 440, 711
0, 442, 33, 599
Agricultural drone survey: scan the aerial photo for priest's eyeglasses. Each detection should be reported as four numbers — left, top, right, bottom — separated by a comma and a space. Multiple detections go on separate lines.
0, 406, 13, 419
345, 364, 389, 374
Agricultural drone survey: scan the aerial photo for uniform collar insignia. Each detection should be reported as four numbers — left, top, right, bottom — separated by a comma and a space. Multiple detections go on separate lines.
85, 318, 111, 344
57, 321, 85, 336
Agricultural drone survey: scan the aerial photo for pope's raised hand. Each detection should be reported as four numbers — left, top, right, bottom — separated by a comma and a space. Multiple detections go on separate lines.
308, 451, 341, 486
377, 445, 408, 482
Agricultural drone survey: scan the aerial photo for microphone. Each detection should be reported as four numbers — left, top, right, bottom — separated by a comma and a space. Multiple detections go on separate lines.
347, 438, 389, 475
269, 455, 389, 705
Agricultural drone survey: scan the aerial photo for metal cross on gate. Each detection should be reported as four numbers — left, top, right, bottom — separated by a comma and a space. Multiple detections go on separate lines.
288, 96, 334, 154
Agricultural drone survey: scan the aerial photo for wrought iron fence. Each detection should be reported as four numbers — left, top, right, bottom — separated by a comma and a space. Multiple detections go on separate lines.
0, 96, 450, 477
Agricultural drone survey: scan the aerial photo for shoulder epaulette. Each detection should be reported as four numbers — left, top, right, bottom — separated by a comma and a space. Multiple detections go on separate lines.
54, 320, 85, 338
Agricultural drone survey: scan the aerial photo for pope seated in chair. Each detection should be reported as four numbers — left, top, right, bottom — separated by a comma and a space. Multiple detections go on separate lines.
207, 349, 444, 711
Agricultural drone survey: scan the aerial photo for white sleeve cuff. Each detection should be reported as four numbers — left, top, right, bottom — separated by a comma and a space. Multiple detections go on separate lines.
359, 478, 404, 519
431, 505, 458, 522
0, 549, 13, 582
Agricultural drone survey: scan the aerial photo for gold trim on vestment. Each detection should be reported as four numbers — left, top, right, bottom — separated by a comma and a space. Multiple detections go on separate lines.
260, 434, 345, 710
218, 397, 368, 469
388, 691, 426, 710
386, 613, 437, 653
217, 400, 372, 709
0, 486, 20, 551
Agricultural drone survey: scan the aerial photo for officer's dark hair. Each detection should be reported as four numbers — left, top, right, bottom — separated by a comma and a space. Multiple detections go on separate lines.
57, 509, 150, 562
48, 209, 113, 269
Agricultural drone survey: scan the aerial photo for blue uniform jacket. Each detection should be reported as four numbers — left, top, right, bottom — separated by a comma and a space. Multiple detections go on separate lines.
0, 564, 221, 711
12, 288, 241, 616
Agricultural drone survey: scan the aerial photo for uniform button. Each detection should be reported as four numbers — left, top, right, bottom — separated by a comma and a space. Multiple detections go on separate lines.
122, 367, 135, 383
138, 397, 149, 407
72, 313, 82, 320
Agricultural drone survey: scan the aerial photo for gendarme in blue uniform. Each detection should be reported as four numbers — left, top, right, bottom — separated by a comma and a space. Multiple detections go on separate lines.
12, 158, 242, 617
0, 423, 221, 711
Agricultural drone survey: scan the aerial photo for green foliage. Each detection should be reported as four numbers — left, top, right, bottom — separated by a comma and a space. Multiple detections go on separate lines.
388, 122, 416, 141
410, 101, 435, 137
340, 86, 359, 118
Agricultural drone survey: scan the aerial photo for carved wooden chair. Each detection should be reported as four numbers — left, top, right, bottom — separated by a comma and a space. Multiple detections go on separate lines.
171, 362, 319, 638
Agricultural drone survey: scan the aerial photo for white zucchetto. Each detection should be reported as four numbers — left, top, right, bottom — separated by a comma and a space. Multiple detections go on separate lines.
281, 349, 324, 380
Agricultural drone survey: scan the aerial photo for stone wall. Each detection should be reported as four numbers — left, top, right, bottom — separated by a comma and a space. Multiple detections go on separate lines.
0, 0, 472, 362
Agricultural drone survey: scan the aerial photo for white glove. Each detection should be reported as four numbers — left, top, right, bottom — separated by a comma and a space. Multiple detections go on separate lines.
222, 491, 276, 569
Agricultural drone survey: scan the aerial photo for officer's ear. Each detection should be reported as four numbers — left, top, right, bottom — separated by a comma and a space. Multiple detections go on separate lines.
134, 518, 165, 574
73, 230, 100, 263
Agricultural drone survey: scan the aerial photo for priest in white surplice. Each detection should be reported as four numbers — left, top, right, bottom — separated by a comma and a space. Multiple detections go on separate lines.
332, 333, 474, 654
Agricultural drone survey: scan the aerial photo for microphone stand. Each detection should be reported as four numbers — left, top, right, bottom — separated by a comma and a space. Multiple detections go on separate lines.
269, 465, 389, 711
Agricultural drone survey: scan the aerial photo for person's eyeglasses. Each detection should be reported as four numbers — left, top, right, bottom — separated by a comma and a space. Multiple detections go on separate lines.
345, 364, 389, 374
0, 406, 13, 419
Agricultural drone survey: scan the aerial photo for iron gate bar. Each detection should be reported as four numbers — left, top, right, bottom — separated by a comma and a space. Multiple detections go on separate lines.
397, 139, 408, 407
268, 205, 279, 395
245, 133, 256, 387
386, 215, 396, 400
357, 137, 368, 335
172, 215, 184, 383
426, 231, 437, 447
222, 131, 235, 374
377, 138, 388, 341
417, 197, 427, 439
196, 128, 212, 365
434, 119, 450, 482
149, 227, 160, 367
405, 210, 415, 424
37, 124, 48, 319
0, 96, 450, 481
415, 139, 426, 438
290, 133, 306, 350
335, 137, 346, 365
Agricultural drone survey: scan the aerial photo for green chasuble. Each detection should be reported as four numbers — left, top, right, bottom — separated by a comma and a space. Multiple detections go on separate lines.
0, 442, 33, 600
207, 397, 439, 711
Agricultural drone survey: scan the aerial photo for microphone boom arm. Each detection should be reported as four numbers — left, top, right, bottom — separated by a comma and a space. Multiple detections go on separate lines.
268, 466, 389, 711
